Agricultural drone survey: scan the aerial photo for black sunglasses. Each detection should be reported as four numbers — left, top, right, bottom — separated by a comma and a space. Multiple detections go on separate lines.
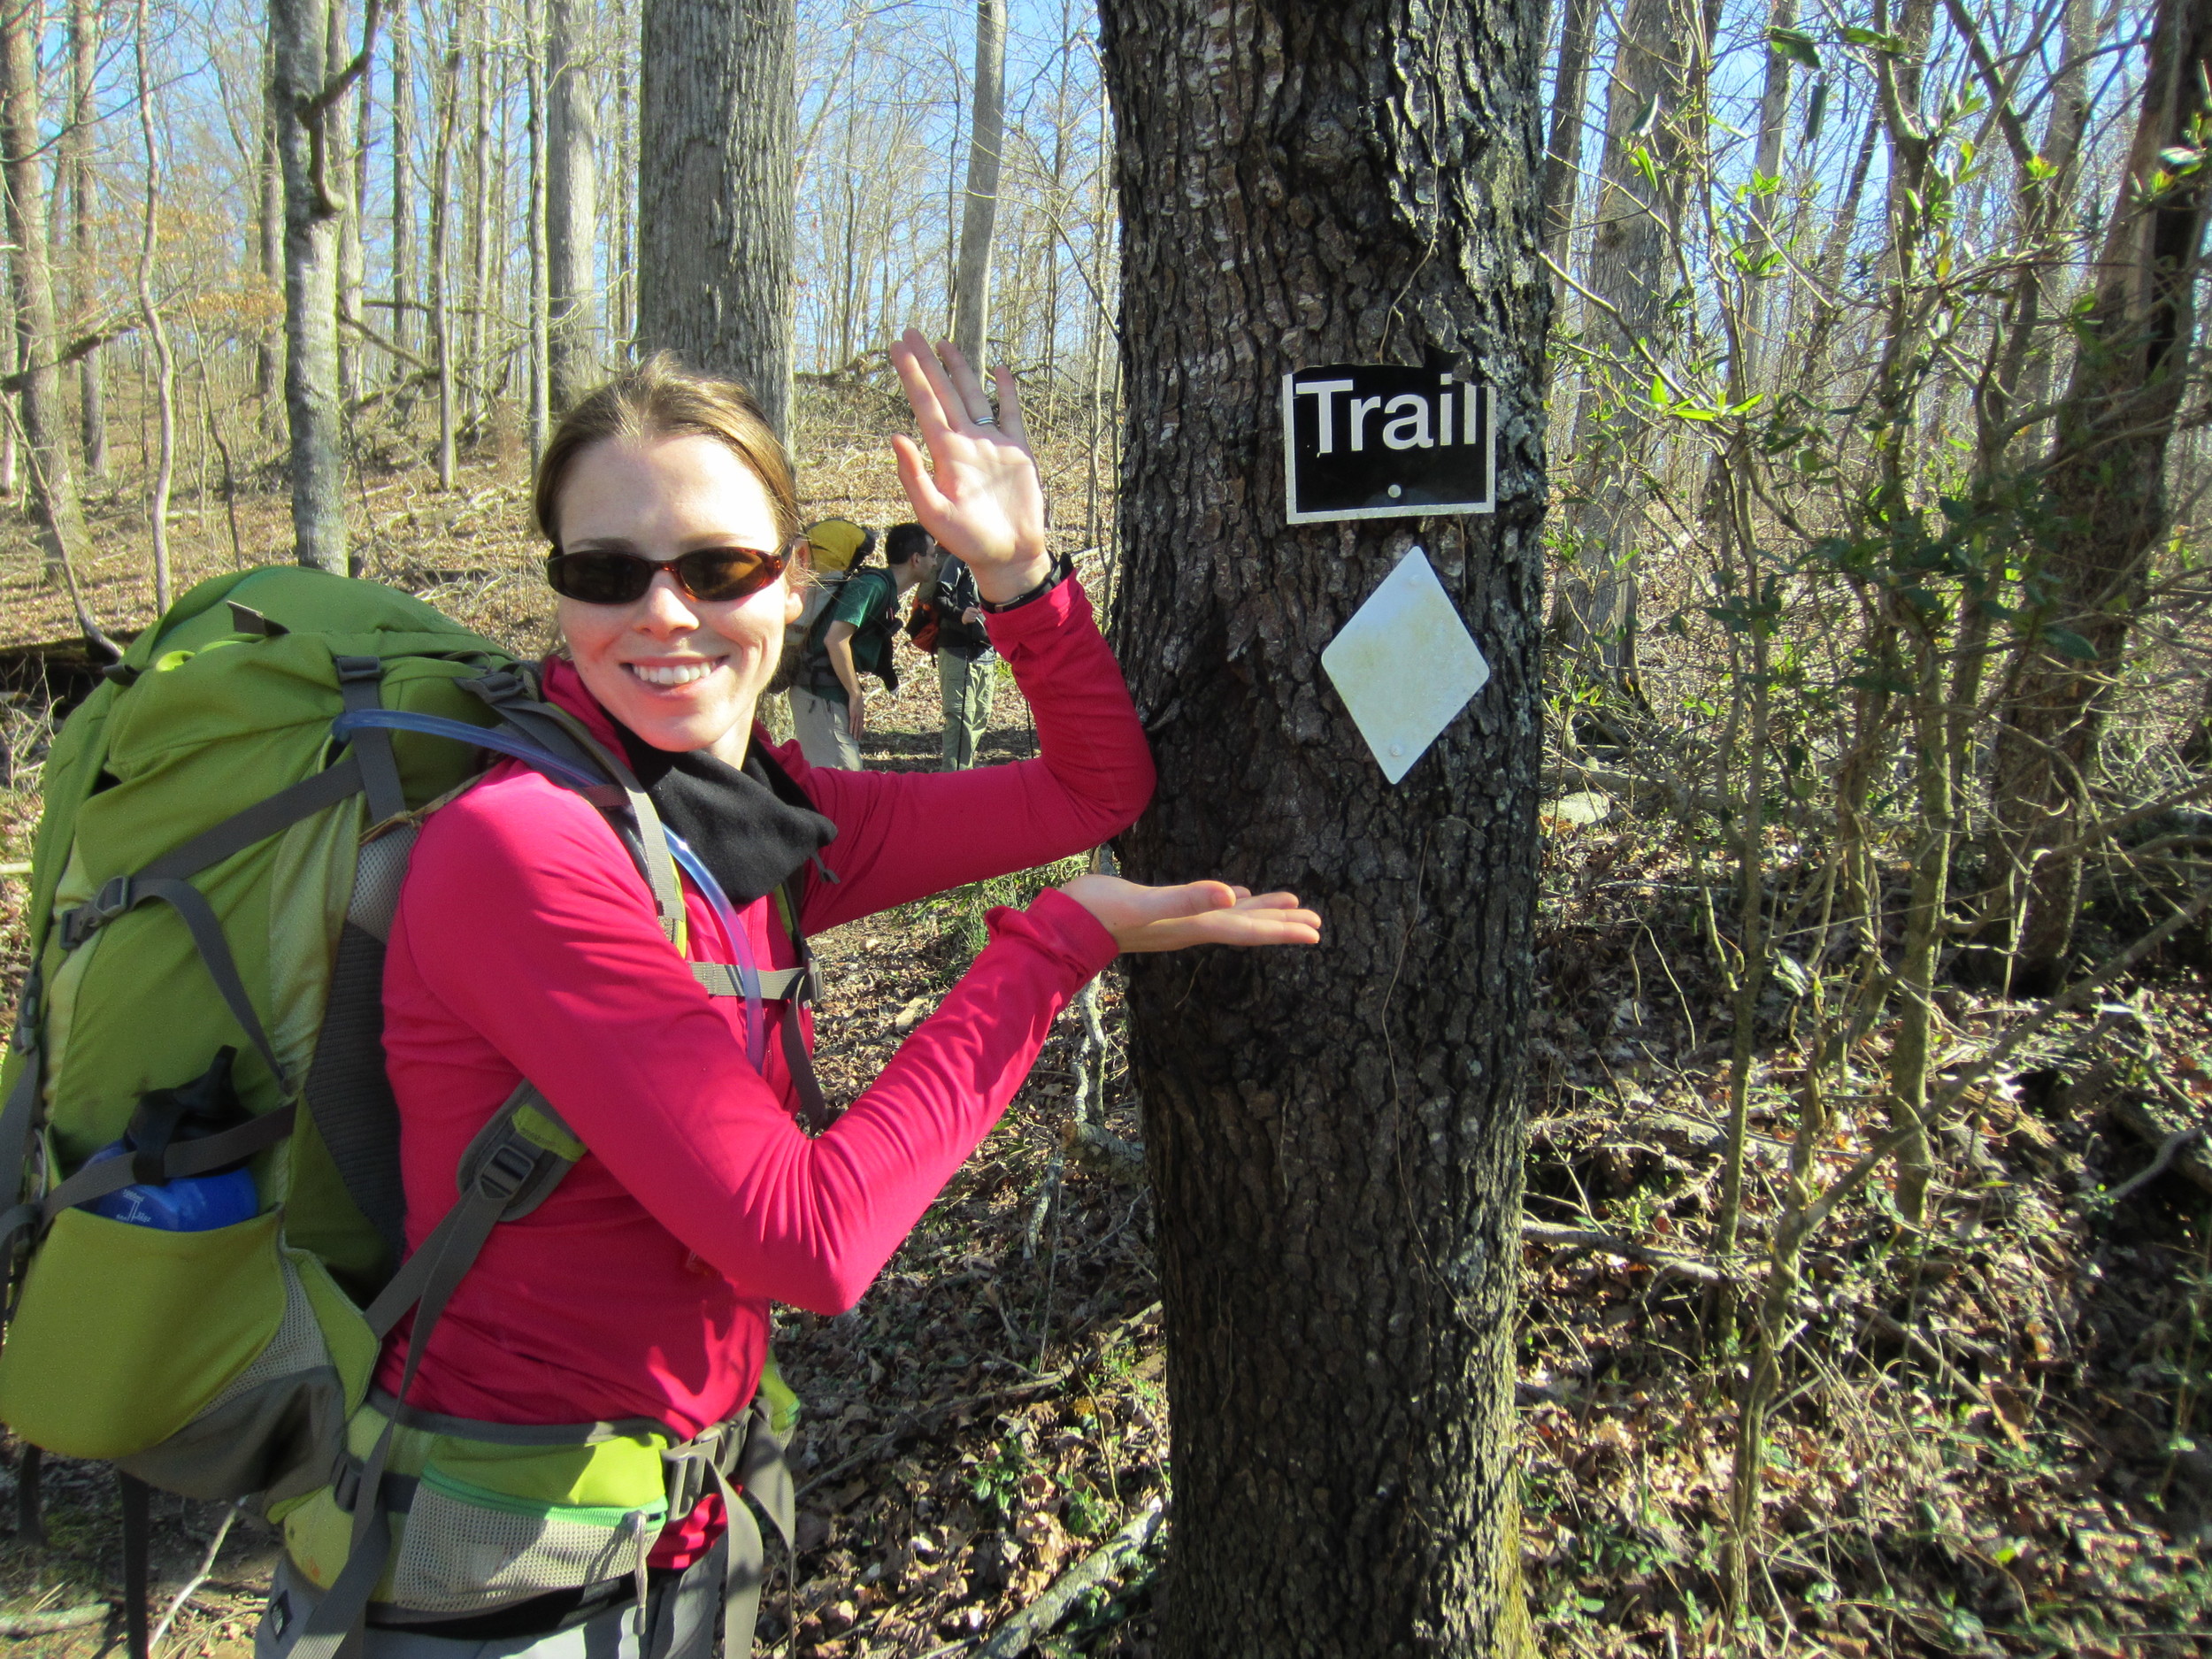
544, 544, 791, 606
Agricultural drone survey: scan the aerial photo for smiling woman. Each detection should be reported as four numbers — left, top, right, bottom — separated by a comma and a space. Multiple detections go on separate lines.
250, 333, 1321, 1659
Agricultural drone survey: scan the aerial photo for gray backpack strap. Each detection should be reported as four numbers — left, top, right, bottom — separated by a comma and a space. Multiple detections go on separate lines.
660, 1403, 795, 1659
292, 1083, 587, 1659
460, 670, 688, 948
689, 964, 810, 1002
331, 658, 406, 826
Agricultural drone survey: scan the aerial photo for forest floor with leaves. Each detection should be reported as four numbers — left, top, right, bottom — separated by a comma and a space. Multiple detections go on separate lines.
0, 403, 2208, 1656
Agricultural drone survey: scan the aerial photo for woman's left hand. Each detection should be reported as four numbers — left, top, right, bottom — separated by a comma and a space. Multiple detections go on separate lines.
887, 328, 1053, 603
1058, 876, 1324, 955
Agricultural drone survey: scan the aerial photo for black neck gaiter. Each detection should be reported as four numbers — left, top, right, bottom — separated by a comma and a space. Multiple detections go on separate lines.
612, 726, 837, 908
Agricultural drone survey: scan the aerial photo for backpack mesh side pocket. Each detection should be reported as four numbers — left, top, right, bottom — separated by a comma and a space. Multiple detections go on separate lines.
388, 1471, 662, 1613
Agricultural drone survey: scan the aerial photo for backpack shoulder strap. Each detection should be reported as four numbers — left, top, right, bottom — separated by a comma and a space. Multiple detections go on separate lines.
293, 1080, 587, 1659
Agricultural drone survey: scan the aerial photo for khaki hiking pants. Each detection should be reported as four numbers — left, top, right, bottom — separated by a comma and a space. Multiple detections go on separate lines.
937, 649, 995, 771
253, 1541, 726, 1659
789, 688, 862, 771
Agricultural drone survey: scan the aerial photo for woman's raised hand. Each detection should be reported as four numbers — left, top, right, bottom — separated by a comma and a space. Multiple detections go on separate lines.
1058, 876, 1323, 955
887, 328, 1053, 604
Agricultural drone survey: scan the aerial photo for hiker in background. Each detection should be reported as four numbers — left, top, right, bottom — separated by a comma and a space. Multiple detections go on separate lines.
929, 543, 997, 769
250, 332, 1320, 1659
795, 518, 876, 641
790, 518, 934, 769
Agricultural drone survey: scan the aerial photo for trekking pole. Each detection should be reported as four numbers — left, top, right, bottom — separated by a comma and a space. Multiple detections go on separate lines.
120, 1472, 150, 1659
13, 1444, 42, 1542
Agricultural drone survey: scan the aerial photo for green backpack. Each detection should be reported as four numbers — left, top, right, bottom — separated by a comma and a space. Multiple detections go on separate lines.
0, 565, 802, 1658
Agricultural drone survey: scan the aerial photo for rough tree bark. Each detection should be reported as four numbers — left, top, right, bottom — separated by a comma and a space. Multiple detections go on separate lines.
1098, 3, 1548, 1654
636, 0, 796, 437
545, 0, 599, 410
1548, 0, 1700, 686
1, 0, 107, 651
67, 0, 105, 484
1991, 0, 2212, 986
271, 0, 369, 572
952, 0, 1005, 371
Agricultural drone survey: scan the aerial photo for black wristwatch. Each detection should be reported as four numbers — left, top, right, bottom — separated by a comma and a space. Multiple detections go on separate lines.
979, 552, 1075, 614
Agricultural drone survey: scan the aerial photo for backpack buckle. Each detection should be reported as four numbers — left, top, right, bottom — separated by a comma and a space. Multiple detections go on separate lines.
473, 1140, 540, 1203
332, 656, 386, 687
58, 876, 135, 949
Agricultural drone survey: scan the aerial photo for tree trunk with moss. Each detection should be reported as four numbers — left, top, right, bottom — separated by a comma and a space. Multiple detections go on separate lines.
1099, 4, 1548, 1653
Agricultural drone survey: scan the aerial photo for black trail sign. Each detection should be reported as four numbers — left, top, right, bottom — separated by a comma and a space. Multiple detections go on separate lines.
1280, 364, 1496, 524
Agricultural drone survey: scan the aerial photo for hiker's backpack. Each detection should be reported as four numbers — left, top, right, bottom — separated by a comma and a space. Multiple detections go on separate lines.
794, 517, 875, 639
0, 565, 804, 1657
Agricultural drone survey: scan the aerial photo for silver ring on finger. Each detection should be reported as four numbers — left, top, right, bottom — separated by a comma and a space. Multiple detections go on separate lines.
972, 411, 999, 427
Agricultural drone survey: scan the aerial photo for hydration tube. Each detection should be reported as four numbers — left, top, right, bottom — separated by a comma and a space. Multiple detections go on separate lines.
330, 708, 769, 1069
659, 830, 767, 1071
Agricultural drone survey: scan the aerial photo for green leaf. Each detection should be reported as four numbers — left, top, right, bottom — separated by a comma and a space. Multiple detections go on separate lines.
1803, 77, 1830, 145
2043, 626, 2099, 660
1767, 26, 1822, 67
1842, 24, 1906, 50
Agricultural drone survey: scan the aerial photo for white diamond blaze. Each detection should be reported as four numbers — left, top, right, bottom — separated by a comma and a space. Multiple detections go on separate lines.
1319, 547, 1491, 785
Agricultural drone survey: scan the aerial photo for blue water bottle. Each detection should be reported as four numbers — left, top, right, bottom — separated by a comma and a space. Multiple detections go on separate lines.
78, 1048, 259, 1232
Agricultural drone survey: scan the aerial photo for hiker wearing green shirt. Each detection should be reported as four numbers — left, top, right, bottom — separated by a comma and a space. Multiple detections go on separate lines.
791, 524, 939, 768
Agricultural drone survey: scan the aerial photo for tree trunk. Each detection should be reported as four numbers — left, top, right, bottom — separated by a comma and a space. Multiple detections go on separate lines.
526, 0, 550, 459
1990, 0, 2212, 987
329, 0, 364, 406
1548, 0, 1699, 685
67, 0, 105, 484
1736, 0, 1795, 373
1099, 4, 1548, 1653
1538, 0, 1596, 288
271, 0, 350, 572
465, 0, 490, 435
636, 0, 796, 437
134, 0, 177, 613
430, 8, 459, 487
953, 0, 1005, 372
2, 0, 106, 651
388, 0, 414, 371
259, 35, 285, 416
545, 0, 598, 410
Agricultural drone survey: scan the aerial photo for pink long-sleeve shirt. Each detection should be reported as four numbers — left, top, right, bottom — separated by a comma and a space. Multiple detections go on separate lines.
376, 576, 1150, 1558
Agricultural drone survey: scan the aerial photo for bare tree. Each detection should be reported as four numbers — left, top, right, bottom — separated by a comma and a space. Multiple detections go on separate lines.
545, 0, 599, 408
1540, 0, 1597, 288
1548, 0, 1702, 684
259, 33, 284, 417
388, 0, 415, 373
272, 0, 378, 572
134, 0, 177, 611
1, 0, 109, 651
68, 0, 106, 484
526, 0, 550, 457
430, 3, 459, 484
330, 0, 365, 404
636, 0, 797, 436
952, 0, 1004, 371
